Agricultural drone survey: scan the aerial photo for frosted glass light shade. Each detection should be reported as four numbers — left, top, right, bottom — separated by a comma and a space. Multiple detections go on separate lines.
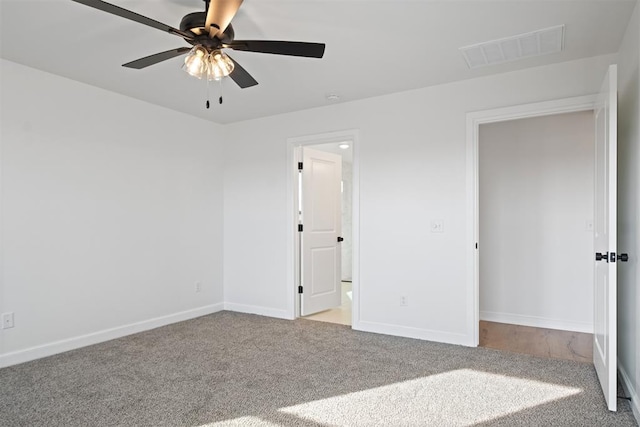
207, 50, 235, 81
182, 45, 209, 79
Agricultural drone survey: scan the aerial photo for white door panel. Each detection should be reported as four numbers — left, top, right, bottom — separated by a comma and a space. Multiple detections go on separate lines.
301, 147, 342, 316
310, 247, 337, 294
593, 64, 617, 412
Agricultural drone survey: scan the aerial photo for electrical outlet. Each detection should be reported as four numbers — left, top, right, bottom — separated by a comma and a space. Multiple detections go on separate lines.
400, 295, 408, 307
195, 281, 202, 293
2, 312, 15, 329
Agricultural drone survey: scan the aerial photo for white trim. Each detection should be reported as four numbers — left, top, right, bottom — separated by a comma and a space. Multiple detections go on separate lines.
466, 94, 597, 346
0, 105, 4, 357
479, 311, 593, 333
618, 360, 640, 423
286, 129, 361, 327
286, 144, 300, 319
0, 303, 224, 368
355, 321, 472, 347
351, 134, 361, 330
223, 302, 291, 320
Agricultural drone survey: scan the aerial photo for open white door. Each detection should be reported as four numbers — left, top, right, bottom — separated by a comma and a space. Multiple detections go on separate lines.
300, 147, 342, 316
593, 64, 617, 412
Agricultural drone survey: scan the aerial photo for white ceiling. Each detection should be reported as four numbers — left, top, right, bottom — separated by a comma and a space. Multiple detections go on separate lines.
1, 0, 636, 124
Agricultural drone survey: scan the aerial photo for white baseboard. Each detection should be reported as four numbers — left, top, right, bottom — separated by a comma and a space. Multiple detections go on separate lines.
618, 360, 640, 424
480, 310, 593, 333
354, 320, 473, 347
224, 302, 293, 320
0, 303, 224, 369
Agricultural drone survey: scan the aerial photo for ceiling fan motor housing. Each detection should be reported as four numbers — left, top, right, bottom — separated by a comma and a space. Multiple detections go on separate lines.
180, 12, 235, 47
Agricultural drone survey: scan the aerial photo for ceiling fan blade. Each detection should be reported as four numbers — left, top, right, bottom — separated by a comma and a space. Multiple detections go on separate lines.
206, 0, 243, 38
226, 41, 325, 58
71, 0, 194, 40
122, 47, 191, 69
227, 55, 258, 88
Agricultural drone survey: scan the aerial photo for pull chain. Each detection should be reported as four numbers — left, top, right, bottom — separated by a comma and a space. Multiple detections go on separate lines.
219, 78, 223, 104
206, 78, 211, 109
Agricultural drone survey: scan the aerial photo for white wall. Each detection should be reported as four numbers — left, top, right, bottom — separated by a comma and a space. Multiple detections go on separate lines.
479, 112, 594, 332
617, 1, 640, 422
0, 60, 225, 367
223, 53, 616, 345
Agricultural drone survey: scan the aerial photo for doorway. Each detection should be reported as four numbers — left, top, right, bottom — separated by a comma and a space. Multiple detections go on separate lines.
475, 110, 596, 362
465, 94, 598, 344
286, 130, 360, 327
302, 141, 353, 325
478, 110, 595, 360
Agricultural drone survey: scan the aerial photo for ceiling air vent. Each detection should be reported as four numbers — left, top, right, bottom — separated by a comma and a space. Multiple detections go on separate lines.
460, 25, 564, 69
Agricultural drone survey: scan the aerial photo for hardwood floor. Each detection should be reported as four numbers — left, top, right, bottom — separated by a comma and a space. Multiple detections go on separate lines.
479, 321, 593, 363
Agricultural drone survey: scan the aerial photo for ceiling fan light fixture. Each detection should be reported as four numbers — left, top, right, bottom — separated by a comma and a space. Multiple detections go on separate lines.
207, 50, 235, 81
182, 45, 209, 79
71, 0, 325, 91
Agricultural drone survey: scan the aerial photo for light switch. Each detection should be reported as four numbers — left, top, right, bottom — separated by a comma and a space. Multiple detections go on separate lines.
431, 220, 444, 233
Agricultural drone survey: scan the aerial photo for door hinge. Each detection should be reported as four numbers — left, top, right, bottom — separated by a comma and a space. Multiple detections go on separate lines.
298, 224, 303, 232
298, 162, 303, 170
475, 242, 478, 249
610, 252, 616, 263
298, 285, 303, 294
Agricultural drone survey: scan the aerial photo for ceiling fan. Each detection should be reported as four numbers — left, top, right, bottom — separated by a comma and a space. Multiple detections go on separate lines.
71, 0, 326, 89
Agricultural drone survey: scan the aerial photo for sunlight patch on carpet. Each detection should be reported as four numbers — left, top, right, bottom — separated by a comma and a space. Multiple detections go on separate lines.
201, 416, 280, 426
279, 369, 582, 426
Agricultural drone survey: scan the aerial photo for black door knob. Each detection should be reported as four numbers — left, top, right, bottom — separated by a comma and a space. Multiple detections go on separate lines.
595, 252, 608, 262
337, 236, 344, 242
618, 253, 629, 262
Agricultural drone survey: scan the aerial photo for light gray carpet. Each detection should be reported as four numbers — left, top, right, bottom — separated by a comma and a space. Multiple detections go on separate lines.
0, 311, 636, 426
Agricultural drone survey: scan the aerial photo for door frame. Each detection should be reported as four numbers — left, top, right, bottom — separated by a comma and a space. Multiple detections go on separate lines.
466, 95, 597, 346
286, 129, 360, 326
